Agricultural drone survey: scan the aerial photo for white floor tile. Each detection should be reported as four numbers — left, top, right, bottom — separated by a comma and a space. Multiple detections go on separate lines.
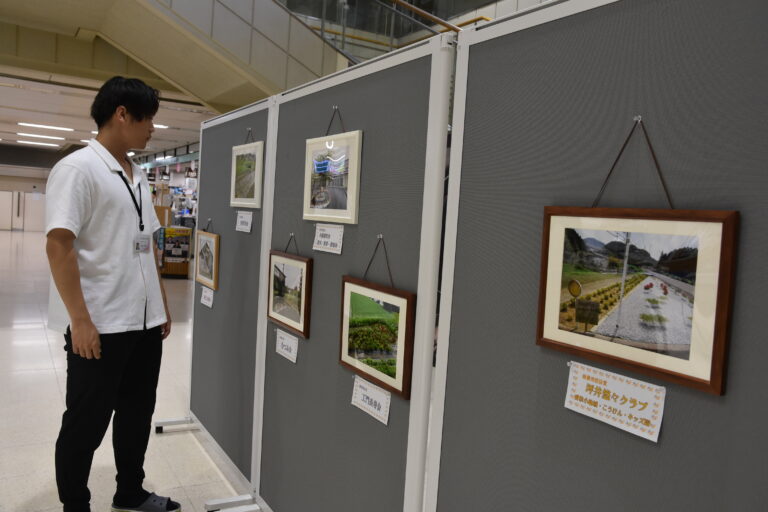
0, 232, 241, 511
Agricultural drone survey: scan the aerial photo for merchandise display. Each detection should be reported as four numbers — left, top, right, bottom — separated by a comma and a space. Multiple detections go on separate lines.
303, 130, 363, 224
538, 207, 738, 395
339, 276, 416, 398
230, 141, 264, 208
195, 230, 220, 290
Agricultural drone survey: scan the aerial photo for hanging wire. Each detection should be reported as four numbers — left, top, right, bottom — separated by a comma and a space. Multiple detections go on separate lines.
204, 218, 213, 232
325, 105, 348, 136
362, 234, 395, 288
592, 116, 675, 209
283, 232, 299, 254
243, 127, 255, 144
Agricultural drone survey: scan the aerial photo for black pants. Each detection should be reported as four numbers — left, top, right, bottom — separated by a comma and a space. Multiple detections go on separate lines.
55, 326, 163, 512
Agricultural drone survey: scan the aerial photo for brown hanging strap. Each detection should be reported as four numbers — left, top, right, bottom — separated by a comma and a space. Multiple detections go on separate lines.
592, 116, 675, 209
362, 234, 395, 288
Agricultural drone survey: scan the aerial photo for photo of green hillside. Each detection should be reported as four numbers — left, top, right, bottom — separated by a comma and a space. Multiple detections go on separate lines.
347, 292, 400, 378
234, 152, 256, 199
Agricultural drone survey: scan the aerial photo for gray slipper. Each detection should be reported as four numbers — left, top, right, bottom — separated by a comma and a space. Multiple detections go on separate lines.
111, 492, 181, 512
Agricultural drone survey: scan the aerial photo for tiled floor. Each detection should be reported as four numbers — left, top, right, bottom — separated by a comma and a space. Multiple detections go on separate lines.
0, 231, 239, 512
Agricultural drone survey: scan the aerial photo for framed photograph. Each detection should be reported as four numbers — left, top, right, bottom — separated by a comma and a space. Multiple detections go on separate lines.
195, 230, 220, 290
230, 141, 264, 208
268, 251, 313, 338
303, 130, 363, 224
340, 276, 416, 398
537, 206, 738, 395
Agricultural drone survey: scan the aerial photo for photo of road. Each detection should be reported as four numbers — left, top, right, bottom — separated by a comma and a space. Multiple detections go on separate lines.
309, 144, 349, 210
272, 262, 303, 323
558, 227, 698, 359
234, 152, 256, 199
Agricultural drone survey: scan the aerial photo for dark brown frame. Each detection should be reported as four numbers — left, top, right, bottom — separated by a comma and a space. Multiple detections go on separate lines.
340, 276, 417, 399
537, 206, 738, 395
267, 250, 313, 338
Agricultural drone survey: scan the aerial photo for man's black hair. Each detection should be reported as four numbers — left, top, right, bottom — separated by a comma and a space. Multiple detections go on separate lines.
90, 76, 160, 128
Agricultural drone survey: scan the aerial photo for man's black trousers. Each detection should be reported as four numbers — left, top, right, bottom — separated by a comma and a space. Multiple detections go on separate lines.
55, 326, 163, 512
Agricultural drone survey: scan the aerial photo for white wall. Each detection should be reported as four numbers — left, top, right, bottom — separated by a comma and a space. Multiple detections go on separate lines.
0, 191, 12, 230
24, 192, 45, 232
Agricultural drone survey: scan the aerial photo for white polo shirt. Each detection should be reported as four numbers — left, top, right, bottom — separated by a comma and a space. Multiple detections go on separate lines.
46, 139, 167, 334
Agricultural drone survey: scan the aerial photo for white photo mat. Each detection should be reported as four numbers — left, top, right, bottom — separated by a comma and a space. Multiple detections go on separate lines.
303, 130, 362, 224
230, 141, 264, 208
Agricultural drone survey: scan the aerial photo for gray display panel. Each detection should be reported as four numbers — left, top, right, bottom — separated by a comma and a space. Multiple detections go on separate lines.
438, 0, 768, 510
191, 108, 268, 480
260, 57, 431, 512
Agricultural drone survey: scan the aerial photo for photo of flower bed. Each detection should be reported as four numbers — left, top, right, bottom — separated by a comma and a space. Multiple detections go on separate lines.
347, 292, 400, 378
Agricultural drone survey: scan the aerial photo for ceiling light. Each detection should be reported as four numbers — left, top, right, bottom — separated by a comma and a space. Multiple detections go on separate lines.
18, 122, 74, 132
156, 155, 172, 161
127, 151, 135, 157
153, 124, 169, 129
91, 131, 98, 135
17, 132, 65, 140
17, 140, 61, 147
80, 140, 90, 143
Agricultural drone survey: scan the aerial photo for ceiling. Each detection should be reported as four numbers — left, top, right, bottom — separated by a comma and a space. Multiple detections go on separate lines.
0, 73, 215, 156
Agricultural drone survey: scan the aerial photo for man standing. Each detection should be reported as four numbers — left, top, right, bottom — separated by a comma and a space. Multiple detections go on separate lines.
46, 77, 180, 512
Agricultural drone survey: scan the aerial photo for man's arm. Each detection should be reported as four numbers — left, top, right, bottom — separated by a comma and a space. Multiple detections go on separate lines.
153, 238, 172, 339
46, 228, 101, 359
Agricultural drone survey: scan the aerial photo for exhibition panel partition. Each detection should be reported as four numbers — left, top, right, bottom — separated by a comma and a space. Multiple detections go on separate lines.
252, 35, 453, 512
191, 99, 272, 483
427, 0, 768, 511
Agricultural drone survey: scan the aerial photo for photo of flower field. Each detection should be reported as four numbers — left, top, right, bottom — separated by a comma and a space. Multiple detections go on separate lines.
558, 227, 698, 359
347, 292, 400, 378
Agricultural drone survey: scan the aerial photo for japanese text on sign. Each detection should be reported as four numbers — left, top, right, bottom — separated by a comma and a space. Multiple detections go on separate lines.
565, 362, 666, 443
236, 211, 253, 233
276, 329, 298, 363
312, 223, 344, 254
200, 286, 214, 308
351, 375, 391, 425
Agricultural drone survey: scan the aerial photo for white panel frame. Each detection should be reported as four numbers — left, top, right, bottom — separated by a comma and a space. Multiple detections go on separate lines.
252, 33, 456, 512
189, 96, 274, 493
423, 1, 624, 511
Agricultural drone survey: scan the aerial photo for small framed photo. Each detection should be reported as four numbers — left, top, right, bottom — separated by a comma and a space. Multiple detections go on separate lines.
303, 130, 363, 224
230, 141, 264, 208
195, 230, 220, 290
537, 206, 738, 395
268, 251, 313, 338
340, 276, 416, 398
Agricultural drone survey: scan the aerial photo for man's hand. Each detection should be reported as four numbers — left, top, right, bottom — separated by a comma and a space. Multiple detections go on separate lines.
160, 309, 172, 339
71, 318, 101, 359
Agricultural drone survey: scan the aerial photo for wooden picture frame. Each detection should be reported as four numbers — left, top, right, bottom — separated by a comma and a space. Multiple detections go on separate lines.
537, 206, 738, 395
195, 230, 220, 290
230, 141, 264, 208
303, 130, 363, 224
340, 276, 416, 399
267, 250, 313, 338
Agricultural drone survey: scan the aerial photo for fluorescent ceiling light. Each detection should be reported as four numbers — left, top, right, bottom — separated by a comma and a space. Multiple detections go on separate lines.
91, 131, 98, 135
156, 155, 172, 161
17, 140, 60, 147
127, 151, 135, 157
18, 122, 74, 132
153, 124, 169, 129
17, 132, 65, 140
80, 140, 90, 143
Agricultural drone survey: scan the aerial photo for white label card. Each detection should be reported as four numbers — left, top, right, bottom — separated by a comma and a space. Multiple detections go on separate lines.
351, 375, 391, 425
565, 362, 666, 443
200, 286, 214, 308
312, 223, 344, 254
236, 211, 253, 233
275, 329, 298, 363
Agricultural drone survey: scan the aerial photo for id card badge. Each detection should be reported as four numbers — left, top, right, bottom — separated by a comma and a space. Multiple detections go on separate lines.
134, 234, 151, 253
